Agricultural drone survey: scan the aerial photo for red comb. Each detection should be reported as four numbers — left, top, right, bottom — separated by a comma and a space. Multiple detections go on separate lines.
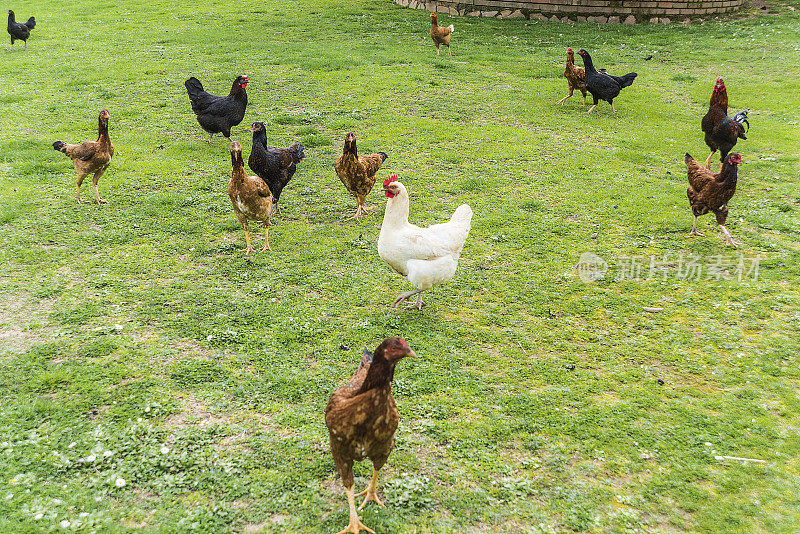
383, 175, 398, 188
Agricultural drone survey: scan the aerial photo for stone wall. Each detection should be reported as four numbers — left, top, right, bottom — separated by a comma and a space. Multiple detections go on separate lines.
393, 0, 745, 22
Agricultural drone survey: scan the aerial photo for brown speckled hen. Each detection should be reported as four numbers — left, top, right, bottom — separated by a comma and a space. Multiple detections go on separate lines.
53, 110, 114, 204
228, 141, 273, 254
334, 132, 388, 220
685, 151, 742, 247
325, 338, 415, 534
557, 47, 587, 106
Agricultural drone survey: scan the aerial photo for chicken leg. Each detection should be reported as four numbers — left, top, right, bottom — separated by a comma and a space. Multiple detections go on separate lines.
259, 223, 271, 252
356, 468, 385, 511
557, 87, 574, 105
704, 150, 716, 170
719, 225, 742, 247
241, 220, 254, 255
392, 289, 425, 310
336, 486, 375, 534
689, 216, 705, 237
92, 168, 108, 204
587, 104, 597, 114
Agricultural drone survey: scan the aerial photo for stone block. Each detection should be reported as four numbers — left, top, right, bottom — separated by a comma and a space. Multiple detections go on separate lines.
624, 14, 637, 23
661, 17, 671, 22
608, 15, 620, 23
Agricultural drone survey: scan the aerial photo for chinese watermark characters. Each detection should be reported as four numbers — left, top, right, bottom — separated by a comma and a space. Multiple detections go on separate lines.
577, 252, 762, 283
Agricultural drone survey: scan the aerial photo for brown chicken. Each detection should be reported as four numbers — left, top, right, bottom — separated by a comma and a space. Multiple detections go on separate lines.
334, 132, 388, 219
430, 13, 454, 56
53, 110, 114, 204
326, 338, 416, 534
685, 152, 743, 247
701, 77, 749, 170
228, 141, 273, 254
557, 47, 587, 106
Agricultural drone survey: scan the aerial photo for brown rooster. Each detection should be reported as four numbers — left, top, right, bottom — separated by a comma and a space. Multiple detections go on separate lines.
557, 47, 587, 106
685, 152, 743, 247
326, 338, 415, 534
701, 77, 749, 170
334, 132, 388, 220
228, 141, 273, 254
53, 110, 114, 204
430, 13, 454, 56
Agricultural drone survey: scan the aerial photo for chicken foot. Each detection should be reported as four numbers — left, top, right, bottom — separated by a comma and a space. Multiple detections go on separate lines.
356, 468, 385, 511
392, 290, 425, 310
719, 225, 742, 247
336, 486, 375, 534
557, 88, 574, 105
688, 216, 705, 237
348, 203, 372, 220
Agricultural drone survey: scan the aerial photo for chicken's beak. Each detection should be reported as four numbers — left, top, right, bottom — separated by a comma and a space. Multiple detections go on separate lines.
405, 348, 417, 358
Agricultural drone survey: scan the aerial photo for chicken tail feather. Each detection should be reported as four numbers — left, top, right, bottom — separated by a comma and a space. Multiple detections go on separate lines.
184, 77, 205, 100
732, 109, 750, 131
617, 72, 637, 88
359, 347, 374, 369
24, 16, 35, 30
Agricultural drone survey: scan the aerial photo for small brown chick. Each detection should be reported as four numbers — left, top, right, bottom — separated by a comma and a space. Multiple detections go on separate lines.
227, 141, 273, 254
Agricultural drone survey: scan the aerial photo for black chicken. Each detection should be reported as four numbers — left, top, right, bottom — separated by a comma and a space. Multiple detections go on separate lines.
326, 338, 415, 534
576, 49, 637, 114
7, 10, 35, 50
184, 75, 248, 143
247, 122, 305, 215
701, 77, 749, 170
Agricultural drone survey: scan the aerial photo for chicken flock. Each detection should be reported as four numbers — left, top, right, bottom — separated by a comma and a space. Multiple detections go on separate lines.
11, 6, 765, 533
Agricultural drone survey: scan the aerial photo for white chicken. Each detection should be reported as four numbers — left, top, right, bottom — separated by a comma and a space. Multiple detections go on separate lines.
377, 176, 473, 310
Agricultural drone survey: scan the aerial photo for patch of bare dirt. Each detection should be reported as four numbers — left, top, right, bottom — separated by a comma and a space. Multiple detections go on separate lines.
0, 291, 57, 355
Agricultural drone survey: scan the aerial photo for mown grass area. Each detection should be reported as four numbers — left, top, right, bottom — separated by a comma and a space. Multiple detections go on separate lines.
1, 0, 799, 531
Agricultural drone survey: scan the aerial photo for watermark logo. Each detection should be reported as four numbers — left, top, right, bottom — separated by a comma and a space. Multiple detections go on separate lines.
576, 252, 762, 283
576, 252, 609, 283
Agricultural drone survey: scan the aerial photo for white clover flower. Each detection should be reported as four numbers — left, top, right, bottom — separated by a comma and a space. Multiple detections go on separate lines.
5, 493, 12, 499
94, 496, 102, 503
34, 513, 43, 520
68, 442, 76, 449
103, 451, 113, 458
160, 446, 170, 455
86, 454, 96, 462
60, 520, 70, 528
115, 477, 126, 488
79, 512, 89, 518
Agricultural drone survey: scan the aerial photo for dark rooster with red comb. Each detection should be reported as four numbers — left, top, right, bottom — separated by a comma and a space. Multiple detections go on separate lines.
701, 77, 750, 170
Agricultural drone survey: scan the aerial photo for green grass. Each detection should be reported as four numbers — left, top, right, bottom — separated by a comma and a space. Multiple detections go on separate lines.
1, 0, 800, 532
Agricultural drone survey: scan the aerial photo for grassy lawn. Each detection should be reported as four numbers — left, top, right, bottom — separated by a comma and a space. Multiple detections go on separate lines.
1, 0, 799, 531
